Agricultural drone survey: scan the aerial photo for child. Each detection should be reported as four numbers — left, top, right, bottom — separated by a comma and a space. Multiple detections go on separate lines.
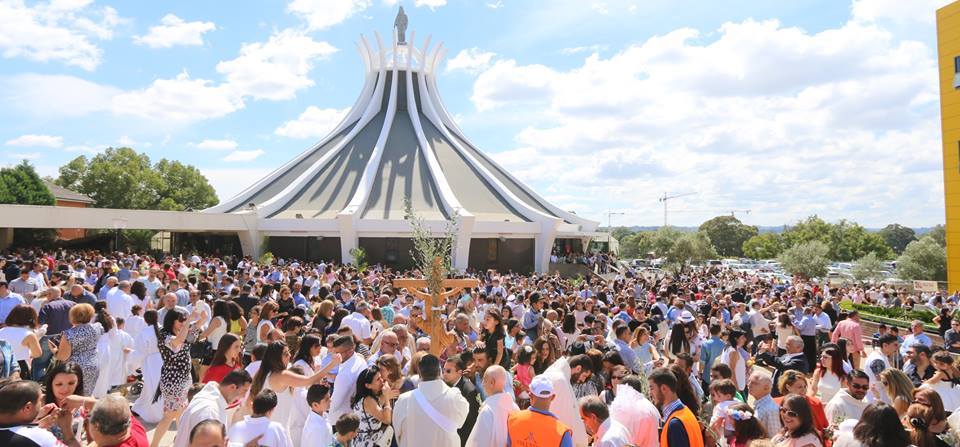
727, 402, 767, 447
245, 343, 267, 379
302, 383, 333, 447
329, 413, 360, 447
513, 345, 534, 408
228, 389, 293, 447
709, 379, 739, 441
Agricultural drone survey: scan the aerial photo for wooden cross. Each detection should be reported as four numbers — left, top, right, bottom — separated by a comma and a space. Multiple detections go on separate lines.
392, 257, 479, 357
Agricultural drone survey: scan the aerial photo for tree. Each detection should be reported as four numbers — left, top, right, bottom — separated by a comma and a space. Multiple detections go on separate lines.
878, 224, 916, 254
55, 147, 218, 211
154, 159, 218, 211
851, 252, 884, 282
742, 233, 784, 259
619, 231, 653, 258
698, 215, 758, 257
650, 226, 684, 258
610, 226, 635, 242
780, 215, 893, 261
924, 225, 946, 247
666, 231, 718, 267
896, 238, 947, 281
0, 161, 57, 246
778, 241, 830, 279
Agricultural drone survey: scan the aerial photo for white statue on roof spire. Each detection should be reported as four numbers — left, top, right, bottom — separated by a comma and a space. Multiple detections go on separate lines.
395, 6, 408, 45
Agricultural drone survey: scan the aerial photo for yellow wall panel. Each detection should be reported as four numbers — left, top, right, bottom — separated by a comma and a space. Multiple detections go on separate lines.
939, 1, 960, 292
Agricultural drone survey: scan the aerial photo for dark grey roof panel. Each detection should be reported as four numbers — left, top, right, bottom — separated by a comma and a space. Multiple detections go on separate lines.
422, 117, 529, 222
228, 121, 357, 213
361, 111, 448, 220
445, 128, 562, 220
269, 110, 387, 219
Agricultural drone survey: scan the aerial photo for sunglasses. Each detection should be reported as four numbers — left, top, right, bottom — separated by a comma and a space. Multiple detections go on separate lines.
612, 375, 625, 380
779, 408, 799, 418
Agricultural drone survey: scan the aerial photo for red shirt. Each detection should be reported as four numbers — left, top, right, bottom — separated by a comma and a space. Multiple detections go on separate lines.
105, 416, 149, 447
202, 363, 240, 384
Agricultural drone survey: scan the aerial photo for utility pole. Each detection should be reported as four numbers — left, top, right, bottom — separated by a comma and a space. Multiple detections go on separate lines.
658, 192, 696, 227
604, 211, 625, 229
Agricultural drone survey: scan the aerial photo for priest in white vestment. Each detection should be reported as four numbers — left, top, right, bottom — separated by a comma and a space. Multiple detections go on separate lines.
394, 354, 469, 447
465, 365, 519, 447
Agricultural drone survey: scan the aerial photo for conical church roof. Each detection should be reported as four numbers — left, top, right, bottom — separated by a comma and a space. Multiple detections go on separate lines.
206, 25, 594, 231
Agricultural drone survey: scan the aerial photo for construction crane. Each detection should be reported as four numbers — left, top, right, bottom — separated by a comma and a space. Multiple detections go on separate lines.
604, 211, 625, 229
658, 192, 696, 227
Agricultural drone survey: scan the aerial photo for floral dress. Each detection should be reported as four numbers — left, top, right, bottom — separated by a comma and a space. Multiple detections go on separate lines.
351, 398, 392, 447
64, 323, 104, 396
157, 326, 201, 412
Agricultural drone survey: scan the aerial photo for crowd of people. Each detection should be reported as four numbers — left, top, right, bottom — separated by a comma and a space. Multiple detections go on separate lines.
0, 248, 959, 447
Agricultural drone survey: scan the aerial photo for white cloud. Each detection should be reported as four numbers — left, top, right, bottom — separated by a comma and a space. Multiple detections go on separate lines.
134, 14, 216, 48
414, 0, 446, 8
111, 71, 243, 122
486, 1, 503, 9
560, 44, 608, 55
194, 139, 239, 150
216, 29, 338, 101
275, 106, 349, 139
288, 0, 371, 31
446, 48, 496, 73
0, 0, 123, 70
222, 149, 265, 162
0, 74, 121, 118
469, 17, 941, 227
8, 152, 42, 160
851, 0, 951, 25
5, 134, 63, 148
472, 59, 559, 111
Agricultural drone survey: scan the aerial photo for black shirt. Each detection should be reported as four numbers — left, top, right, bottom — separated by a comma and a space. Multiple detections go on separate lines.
484, 330, 510, 370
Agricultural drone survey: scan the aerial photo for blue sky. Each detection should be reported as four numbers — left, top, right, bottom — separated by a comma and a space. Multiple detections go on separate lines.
0, 0, 950, 228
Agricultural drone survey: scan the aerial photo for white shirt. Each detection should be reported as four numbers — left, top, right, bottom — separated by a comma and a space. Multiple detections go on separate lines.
245, 360, 261, 378
106, 290, 133, 320
228, 416, 292, 447
594, 418, 632, 447
863, 350, 891, 403
328, 352, 369, 422
139, 277, 163, 301
825, 389, 868, 423
465, 392, 519, 447
301, 412, 333, 447
341, 312, 372, 340
173, 382, 228, 447
187, 300, 212, 330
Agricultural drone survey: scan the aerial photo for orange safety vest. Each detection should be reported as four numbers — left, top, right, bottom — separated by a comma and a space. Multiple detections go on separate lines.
507, 409, 572, 447
659, 405, 705, 447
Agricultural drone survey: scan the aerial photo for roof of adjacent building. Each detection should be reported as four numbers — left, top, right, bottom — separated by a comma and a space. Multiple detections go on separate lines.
44, 180, 95, 204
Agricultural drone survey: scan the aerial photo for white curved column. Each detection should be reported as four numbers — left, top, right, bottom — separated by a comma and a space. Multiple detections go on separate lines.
338, 38, 401, 264
404, 34, 474, 272
253, 38, 390, 218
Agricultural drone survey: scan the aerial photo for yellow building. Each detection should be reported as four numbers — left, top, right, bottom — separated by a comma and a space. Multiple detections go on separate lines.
940, 1, 960, 292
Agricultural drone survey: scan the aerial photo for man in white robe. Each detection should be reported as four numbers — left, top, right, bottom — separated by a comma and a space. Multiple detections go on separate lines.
172, 371, 253, 447
394, 354, 469, 447
465, 365, 519, 447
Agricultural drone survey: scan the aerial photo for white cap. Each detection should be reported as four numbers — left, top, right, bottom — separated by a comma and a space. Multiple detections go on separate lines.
678, 310, 695, 323
530, 375, 555, 398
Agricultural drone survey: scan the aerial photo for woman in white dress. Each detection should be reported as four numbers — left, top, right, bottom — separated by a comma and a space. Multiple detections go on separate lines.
131, 310, 164, 423
0, 304, 43, 379
249, 341, 341, 438
809, 347, 847, 403
720, 329, 749, 391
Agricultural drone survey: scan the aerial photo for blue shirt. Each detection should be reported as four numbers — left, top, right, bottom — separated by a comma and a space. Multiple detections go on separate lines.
506, 407, 574, 447
614, 339, 640, 373
793, 315, 817, 336
901, 333, 933, 356
0, 293, 25, 323
700, 336, 726, 382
